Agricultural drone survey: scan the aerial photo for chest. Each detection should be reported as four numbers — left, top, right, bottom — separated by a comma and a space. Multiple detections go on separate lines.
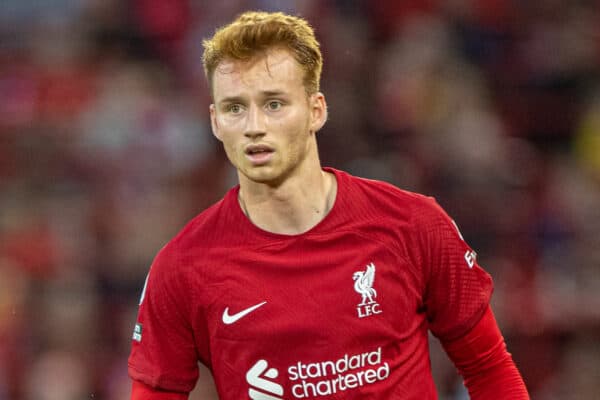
200, 233, 424, 350
194, 233, 432, 399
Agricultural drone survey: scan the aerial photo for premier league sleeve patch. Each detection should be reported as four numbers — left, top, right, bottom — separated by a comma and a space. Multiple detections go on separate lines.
132, 323, 143, 342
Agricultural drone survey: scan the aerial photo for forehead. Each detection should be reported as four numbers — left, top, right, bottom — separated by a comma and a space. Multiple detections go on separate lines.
212, 49, 305, 98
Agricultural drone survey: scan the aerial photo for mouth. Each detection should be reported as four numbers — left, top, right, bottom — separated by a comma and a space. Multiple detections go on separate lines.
245, 144, 274, 165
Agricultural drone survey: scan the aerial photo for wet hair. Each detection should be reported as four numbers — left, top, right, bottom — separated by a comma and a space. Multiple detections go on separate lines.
202, 11, 323, 94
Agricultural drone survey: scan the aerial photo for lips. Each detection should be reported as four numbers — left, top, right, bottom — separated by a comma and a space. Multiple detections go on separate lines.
245, 144, 273, 155
245, 144, 274, 165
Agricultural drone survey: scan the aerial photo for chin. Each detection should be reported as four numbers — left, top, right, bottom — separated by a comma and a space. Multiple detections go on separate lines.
242, 167, 275, 181
242, 167, 287, 186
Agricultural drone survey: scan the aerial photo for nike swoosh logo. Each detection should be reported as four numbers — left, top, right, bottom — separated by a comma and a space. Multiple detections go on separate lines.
222, 301, 267, 324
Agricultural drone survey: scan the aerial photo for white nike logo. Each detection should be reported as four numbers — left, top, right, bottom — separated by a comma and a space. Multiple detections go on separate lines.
222, 301, 267, 324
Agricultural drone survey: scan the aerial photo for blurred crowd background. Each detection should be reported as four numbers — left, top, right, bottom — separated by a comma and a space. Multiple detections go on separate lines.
1, 1, 599, 399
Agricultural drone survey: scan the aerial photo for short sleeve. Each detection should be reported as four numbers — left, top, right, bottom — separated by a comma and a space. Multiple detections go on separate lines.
128, 246, 200, 393
416, 198, 493, 341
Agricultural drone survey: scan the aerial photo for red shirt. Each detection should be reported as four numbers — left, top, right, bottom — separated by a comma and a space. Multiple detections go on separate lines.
128, 168, 493, 399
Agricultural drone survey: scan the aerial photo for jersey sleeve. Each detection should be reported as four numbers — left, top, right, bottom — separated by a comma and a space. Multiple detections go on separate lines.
131, 380, 189, 400
442, 306, 530, 399
416, 197, 493, 341
128, 245, 200, 393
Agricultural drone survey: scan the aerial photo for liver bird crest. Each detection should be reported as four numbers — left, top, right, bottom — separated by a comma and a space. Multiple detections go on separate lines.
353, 263, 377, 305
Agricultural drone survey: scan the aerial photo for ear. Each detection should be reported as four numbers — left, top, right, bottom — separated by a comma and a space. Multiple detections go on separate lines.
209, 104, 222, 141
309, 92, 328, 133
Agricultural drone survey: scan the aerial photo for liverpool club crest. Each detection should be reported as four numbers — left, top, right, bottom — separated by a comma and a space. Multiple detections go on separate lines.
353, 262, 382, 318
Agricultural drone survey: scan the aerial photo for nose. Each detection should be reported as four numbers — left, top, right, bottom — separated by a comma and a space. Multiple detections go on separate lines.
244, 105, 266, 139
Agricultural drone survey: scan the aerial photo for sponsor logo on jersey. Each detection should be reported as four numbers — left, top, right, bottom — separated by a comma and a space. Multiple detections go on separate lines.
247, 360, 283, 399
353, 262, 382, 318
464, 250, 477, 268
247, 347, 390, 398
452, 220, 479, 269
289, 347, 390, 398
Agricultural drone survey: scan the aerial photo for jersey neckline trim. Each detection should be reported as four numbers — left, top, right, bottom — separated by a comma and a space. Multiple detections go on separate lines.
228, 167, 345, 240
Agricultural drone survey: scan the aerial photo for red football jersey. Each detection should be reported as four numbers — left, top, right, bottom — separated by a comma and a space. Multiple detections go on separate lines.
128, 168, 493, 399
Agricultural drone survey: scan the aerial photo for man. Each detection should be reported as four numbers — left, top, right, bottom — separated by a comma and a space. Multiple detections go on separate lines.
129, 11, 529, 399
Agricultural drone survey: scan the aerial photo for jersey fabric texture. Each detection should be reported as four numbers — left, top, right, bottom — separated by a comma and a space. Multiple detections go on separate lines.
128, 168, 493, 399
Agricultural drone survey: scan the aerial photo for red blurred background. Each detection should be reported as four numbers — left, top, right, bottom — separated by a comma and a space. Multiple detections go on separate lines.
1, 1, 599, 399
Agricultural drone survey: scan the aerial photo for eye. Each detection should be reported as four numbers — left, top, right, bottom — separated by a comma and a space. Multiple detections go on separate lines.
267, 100, 283, 111
228, 104, 243, 114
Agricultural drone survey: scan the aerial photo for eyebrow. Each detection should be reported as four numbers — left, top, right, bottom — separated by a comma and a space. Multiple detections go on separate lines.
217, 96, 245, 105
261, 90, 287, 97
217, 90, 289, 105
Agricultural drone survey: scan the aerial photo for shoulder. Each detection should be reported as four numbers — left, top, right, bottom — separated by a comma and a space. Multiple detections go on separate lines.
333, 168, 442, 221
150, 187, 240, 277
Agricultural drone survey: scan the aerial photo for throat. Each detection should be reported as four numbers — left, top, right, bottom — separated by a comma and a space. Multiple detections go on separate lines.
238, 171, 337, 235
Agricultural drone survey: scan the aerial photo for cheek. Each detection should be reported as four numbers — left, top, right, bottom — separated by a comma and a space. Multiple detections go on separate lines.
280, 110, 311, 140
284, 126, 312, 161
217, 129, 242, 162
223, 137, 242, 160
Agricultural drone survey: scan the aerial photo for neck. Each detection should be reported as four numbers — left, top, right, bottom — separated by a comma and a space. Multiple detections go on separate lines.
238, 168, 337, 235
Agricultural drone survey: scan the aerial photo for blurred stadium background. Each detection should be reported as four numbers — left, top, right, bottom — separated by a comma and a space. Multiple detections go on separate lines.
1, 1, 599, 399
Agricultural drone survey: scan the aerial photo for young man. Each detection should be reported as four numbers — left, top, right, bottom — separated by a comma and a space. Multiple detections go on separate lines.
128, 11, 529, 400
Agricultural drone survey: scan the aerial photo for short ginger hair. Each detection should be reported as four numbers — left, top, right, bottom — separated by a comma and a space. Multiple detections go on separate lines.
202, 11, 323, 94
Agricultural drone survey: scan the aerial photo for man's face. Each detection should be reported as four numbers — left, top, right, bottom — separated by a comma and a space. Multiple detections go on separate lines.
210, 48, 326, 185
